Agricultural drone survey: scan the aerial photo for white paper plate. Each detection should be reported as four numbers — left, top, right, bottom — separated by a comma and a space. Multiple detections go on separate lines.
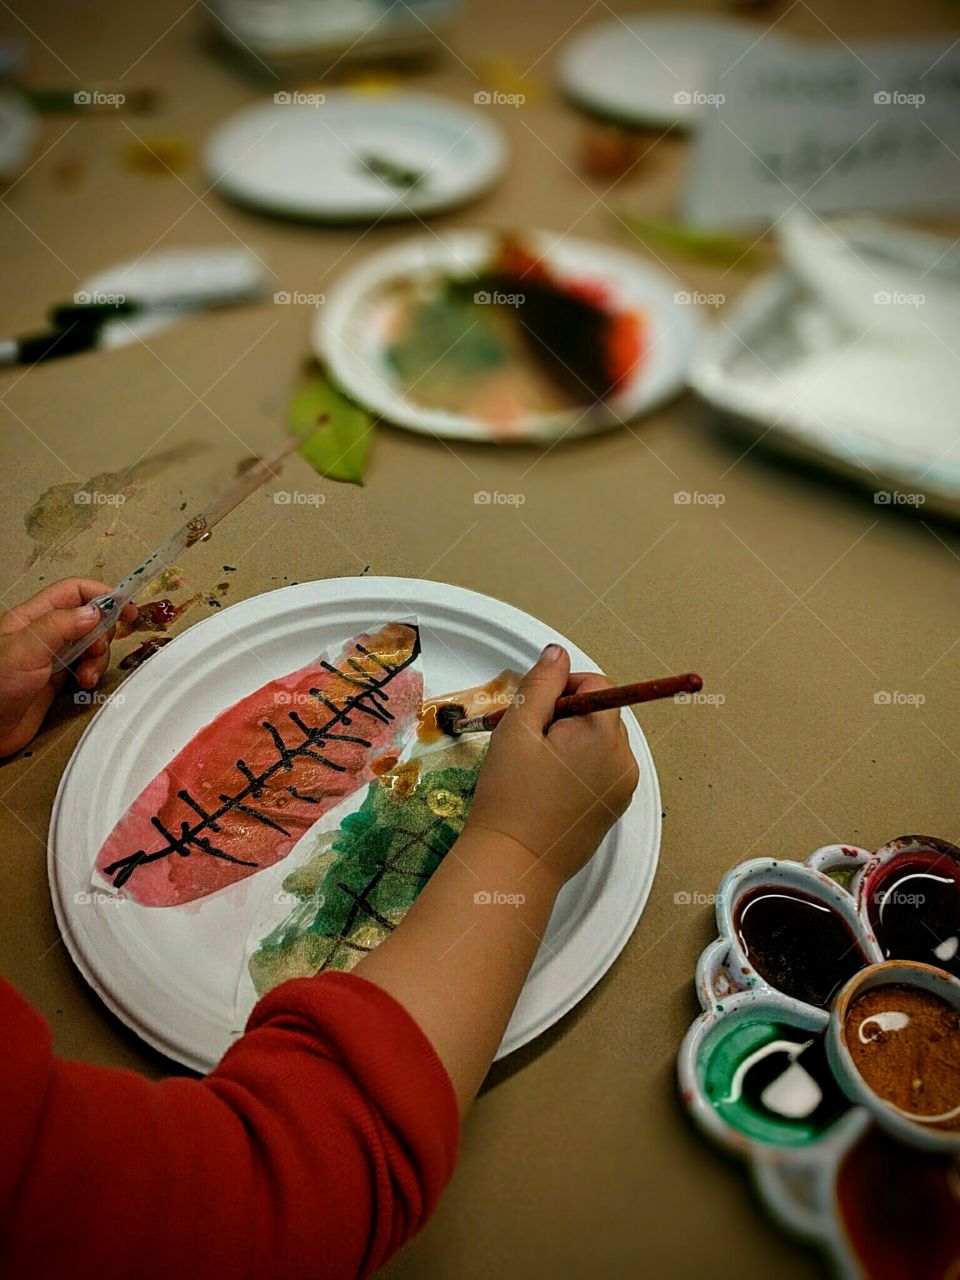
315, 229, 698, 442
204, 91, 505, 222
557, 14, 766, 129
49, 578, 661, 1073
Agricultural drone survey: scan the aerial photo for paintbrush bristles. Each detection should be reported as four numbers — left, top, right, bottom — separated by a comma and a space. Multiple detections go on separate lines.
439, 671, 703, 736
434, 703, 467, 736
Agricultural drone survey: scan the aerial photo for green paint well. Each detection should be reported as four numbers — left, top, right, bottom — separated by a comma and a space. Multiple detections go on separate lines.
701, 1017, 849, 1146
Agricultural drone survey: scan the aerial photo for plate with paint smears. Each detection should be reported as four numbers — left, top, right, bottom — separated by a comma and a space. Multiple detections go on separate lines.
314, 229, 698, 442
49, 578, 661, 1073
204, 91, 506, 222
678, 837, 960, 1279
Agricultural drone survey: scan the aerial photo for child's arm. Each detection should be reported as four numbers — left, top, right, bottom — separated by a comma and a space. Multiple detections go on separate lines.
353, 642, 639, 1112
0, 587, 638, 1279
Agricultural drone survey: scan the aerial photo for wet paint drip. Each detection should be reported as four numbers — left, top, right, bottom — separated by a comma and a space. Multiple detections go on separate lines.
837, 1124, 960, 1280
149, 566, 185, 596
734, 886, 866, 1008
185, 514, 210, 546
118, 598, 180, 634
866, 852, 960, 978
845, 984, 960, 1131
118, 636, 172, 669
701, 1018, 847, 1145
418, 669, 522, 743
117, 595, 200, 637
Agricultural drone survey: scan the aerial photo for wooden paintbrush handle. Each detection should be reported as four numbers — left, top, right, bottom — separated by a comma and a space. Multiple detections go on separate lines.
478, 671, 703, 731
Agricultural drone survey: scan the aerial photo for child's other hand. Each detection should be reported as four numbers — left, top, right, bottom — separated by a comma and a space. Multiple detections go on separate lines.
0, 579, 137, 757
464, 644, 640, 892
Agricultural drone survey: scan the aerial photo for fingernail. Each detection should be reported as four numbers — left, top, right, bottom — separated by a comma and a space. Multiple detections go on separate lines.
541, 643, 564, 662
77, 604, 99, 620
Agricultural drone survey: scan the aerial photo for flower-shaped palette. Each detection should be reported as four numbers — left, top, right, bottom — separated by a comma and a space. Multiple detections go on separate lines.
678, 835, 960, 1279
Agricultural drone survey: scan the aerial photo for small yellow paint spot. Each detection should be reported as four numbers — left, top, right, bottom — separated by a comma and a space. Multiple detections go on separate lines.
427, 789, 464, 819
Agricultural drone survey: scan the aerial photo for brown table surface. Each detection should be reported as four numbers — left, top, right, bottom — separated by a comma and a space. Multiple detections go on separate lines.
2, 1, 958, 1276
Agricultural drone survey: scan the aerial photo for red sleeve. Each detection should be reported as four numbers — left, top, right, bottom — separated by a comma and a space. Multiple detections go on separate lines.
0, 972, 459, 1280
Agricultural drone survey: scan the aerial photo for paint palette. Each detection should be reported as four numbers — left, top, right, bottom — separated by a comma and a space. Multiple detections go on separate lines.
678, 836, 960, 1280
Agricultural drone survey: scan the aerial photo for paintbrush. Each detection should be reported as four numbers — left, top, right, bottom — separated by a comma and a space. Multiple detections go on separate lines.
52, 429, 317, 674
436, 671, 703, 736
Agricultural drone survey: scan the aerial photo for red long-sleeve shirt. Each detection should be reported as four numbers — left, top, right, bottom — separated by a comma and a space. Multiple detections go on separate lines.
0, 972, 459, 1279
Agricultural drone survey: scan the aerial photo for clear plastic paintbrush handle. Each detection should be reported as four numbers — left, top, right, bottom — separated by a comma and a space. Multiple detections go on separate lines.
51, 592, 126, 674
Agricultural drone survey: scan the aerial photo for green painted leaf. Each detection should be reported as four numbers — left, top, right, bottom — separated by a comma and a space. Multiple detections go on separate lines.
616, 213, 765, 265
287, 368, 374, 485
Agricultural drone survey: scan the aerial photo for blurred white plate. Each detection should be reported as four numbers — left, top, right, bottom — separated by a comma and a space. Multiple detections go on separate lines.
557, 13, 767, 128
49, 578, 661, 1073
207, 0, 461, 60
204, 90, 505, 221
315, 229, 698, 441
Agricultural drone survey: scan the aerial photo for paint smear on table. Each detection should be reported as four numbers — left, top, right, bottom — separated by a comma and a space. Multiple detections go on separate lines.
23, 441, 207, 567
94, 622, 423, 906
247, 736, 486, 994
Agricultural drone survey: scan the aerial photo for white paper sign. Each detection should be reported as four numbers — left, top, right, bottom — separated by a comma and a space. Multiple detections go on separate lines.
683, 37, 960, 228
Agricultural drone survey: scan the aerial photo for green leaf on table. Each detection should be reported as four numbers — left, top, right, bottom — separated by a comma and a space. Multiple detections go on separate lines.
616, 213, 765, 265
287, 368, 374, 485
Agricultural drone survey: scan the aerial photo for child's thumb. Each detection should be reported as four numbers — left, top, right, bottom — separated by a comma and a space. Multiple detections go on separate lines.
6, 604, 100, 672
513, 644, 570, 732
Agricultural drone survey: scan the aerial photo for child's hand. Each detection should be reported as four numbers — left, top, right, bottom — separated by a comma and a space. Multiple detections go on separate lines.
0, 579, 137, 757
464, 644, 640, 891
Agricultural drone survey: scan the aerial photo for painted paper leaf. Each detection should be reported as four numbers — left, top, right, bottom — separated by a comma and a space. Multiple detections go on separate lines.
288, 367, 373, 485
617, 213, 764, 265
248, 737, 487, 994
95, 622, 423, 906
